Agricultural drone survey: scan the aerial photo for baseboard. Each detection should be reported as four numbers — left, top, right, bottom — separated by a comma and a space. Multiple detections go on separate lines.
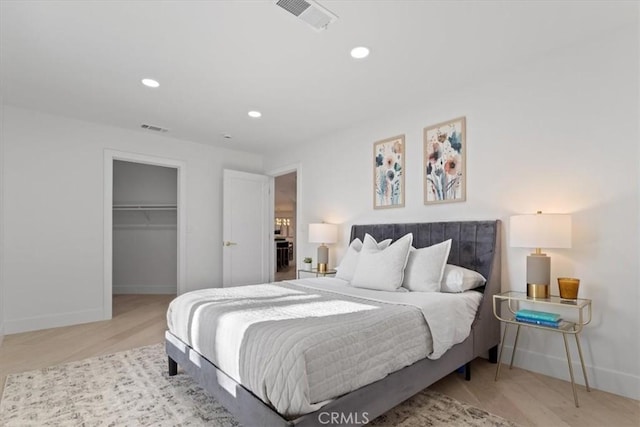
501, 344, 640, 401
4, 307, 104, 334
113, 285, 176, 294
0, 321, 4, 347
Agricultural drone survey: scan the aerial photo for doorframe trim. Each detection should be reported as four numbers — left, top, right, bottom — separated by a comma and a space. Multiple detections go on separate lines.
266, 163, 301, 282
103, 150, 187, 320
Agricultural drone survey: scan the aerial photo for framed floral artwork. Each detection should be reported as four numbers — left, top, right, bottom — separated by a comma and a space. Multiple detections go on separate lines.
373, 135, 405, 209
424, 117, 466, 204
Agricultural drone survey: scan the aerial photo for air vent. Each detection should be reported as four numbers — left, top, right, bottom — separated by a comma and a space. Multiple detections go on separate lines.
276, 0, 338, 31
141, 123, 169, 133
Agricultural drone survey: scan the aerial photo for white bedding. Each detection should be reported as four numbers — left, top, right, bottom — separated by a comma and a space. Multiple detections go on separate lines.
293, 278, 483, 358
166, 278, 482, 418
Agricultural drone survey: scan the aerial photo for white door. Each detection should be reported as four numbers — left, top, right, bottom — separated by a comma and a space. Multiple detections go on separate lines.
223, 169, 271, 287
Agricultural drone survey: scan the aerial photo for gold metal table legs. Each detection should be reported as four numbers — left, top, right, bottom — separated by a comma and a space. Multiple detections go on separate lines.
494, 324, 590, 407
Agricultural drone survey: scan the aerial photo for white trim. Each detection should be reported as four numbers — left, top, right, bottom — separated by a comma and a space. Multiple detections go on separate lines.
266, 163, 301, 282
103, 149, 187, 320
0, 103, 4, 345
501, 344, 640, 401
267, 162, 301, 180
268, 177, 275, 281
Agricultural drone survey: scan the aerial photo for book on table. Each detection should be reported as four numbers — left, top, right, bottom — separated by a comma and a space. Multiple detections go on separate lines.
515, 309, 561, 322
515, 315, 560, 328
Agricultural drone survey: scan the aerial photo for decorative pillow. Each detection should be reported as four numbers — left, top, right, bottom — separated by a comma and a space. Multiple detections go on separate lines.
440, 264, 487, 293
351, 233, 413, 291
402, 239, 452, 292
362, 233, 392, 251
334, 238, 363, 281
335, 234, 391, 281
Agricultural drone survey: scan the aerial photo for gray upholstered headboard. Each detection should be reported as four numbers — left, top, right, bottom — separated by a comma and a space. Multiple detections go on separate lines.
350, 220, 500, 293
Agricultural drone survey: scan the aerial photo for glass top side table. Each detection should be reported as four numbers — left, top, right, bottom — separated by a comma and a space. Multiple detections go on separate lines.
297, 268, 337, 279
493, 291, 592, 407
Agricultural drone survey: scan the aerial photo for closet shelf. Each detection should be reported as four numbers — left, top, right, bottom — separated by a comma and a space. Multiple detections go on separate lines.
113, 204, 177, 211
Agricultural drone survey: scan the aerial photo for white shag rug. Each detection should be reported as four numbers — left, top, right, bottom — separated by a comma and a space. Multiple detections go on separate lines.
0, 344, 519, 427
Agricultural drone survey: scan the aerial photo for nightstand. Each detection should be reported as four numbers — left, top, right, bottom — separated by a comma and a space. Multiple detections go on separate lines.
297, 268, 337, 279
493, 291, 592, 407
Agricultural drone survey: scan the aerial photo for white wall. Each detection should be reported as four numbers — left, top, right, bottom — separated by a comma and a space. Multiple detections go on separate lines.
113, 160, 178, 205
1, 105, 263, 333
264, 27, 639, 399
113, 161, 177, 294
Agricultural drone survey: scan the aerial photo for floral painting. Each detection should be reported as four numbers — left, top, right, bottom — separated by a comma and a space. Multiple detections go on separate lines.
374, 135, 405, 209
424, 117, 466, 204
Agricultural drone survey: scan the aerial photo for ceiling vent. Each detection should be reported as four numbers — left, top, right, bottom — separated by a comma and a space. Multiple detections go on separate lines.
276, 0, 338, 31
141, 123, 169, 133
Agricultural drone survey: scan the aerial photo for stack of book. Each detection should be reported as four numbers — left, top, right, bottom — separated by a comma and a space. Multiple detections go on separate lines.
515, 309, 561, 328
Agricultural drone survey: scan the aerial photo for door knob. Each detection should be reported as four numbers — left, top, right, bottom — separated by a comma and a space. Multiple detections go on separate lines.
223, 241, 238, 246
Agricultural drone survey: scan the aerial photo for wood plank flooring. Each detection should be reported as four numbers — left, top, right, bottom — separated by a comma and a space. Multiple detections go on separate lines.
1, 294, 638, 426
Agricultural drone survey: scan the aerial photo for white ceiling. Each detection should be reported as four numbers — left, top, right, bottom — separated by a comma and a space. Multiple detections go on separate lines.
1, 1, 635, 153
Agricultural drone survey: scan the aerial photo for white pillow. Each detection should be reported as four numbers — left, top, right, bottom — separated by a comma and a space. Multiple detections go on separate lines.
440, 264, 486, 293
362, 233, 392, 251
351, 233, 413, 291
335, 238, 363, 281
335, 234, 391, 281
402, 240, 452, 292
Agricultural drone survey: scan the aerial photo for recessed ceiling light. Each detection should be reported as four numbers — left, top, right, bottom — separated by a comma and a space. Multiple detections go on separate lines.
248, 110, 262, 118
350, 46, 370, 59
141, 78, 160, 88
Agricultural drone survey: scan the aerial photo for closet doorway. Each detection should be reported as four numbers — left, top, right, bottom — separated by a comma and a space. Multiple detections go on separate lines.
103, 151, 186, 320
112, 160, 177, 295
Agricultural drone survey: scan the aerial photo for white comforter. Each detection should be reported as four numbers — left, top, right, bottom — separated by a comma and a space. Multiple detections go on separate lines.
166, 278, 482, 418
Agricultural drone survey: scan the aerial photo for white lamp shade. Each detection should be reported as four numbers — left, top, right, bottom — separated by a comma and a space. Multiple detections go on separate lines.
510, 214, 572, 249
308, 223, 338, 244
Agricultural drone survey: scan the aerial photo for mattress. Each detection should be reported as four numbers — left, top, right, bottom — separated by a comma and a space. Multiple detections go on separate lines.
166, 278, 482, 418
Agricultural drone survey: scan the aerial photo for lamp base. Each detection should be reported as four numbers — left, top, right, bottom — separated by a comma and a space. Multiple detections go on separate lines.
526, 254, 550, 299
317, 244, 328, 273
527, 283, 550, 299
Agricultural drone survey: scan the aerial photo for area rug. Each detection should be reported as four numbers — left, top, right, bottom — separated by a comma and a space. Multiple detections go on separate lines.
1, 344, 519, 426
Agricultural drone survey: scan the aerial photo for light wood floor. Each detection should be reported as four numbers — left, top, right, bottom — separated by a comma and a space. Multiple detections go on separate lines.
275, 263, 297, 281
1, 295, 638, 426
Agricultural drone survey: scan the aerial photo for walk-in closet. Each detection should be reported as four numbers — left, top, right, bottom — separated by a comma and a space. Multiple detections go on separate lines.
112, 160, 177, 295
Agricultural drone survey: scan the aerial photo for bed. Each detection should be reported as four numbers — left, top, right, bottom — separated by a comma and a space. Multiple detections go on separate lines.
165, 220, 501, 426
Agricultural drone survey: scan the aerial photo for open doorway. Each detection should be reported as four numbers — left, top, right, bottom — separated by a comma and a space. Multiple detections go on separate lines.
103, 150, 186, 320
112, 160, 177, 296
274, 171, 297, 281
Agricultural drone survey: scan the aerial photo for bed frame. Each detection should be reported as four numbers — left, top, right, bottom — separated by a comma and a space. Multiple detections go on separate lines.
165, 220, 501, 426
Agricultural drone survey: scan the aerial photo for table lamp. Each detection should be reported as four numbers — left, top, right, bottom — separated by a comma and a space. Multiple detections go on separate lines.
510, 212, 571, 298
308, 223, 338, 273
